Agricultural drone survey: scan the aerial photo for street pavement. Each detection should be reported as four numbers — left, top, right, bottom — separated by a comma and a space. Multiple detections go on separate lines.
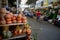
27, 18, 60, 40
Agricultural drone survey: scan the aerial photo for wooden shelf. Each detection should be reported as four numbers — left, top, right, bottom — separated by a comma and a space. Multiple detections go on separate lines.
3, 34, 26, 40
0, 23, 27, 26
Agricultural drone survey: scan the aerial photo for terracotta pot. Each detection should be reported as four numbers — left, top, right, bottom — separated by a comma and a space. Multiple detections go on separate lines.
6, 21, 12, 24
17, 18, 21, 21
5, 14, 11, 19
12, 16, 16, 20
0, 20, 6, 25
22, 16, 27, 23
6, 18, 11, 21
14, 29, 22, 36
0, 8, 6, 14
17, 20, 22, 23
22, 28, 26, 33
22, 19, 27, 23
12, 20, 16, 23
14, 25, 22, 36
26, 29, 31, 35
9, 12, 13, 17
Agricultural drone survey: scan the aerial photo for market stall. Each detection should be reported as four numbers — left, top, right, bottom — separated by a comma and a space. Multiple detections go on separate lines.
0, 9, 31, 40
0, 0, 32, 40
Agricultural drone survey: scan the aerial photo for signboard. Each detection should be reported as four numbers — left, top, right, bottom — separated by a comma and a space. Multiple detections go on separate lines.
43, 0, 48, 6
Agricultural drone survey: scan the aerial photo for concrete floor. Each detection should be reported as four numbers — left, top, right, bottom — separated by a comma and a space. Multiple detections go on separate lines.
28, 18, 60, 40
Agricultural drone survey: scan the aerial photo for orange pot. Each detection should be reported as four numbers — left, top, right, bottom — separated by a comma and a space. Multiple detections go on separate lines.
0, 20, 6, 25
17, 20, 22, 23
17, 14, 22, 18
6, 21, 12, 24
14, 30, 18, 36
19, 29, 22, 34
6, 18, 11, 21
12, 20, 16, 23
14, 29, 22, 36
9, 12, 13, 17
22, 29, 26, 33
12, 16, 16, 21
5, 14, 11, 19
17, 17, 22, 21
22, 16, 27, 23
26, 29, 31, 35
22, 19, 27, 23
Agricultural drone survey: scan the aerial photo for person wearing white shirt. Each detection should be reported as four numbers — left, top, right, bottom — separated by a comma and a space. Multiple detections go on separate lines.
57, 15, 60, 21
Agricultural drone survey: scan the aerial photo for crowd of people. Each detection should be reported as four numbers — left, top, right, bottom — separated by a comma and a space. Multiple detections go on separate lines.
0, 1, 60, 27
23, 1, 60, 27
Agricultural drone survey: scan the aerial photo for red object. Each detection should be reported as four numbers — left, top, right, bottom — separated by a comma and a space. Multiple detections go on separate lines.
5, 14, 11, 19
6, 18, 12, 21
17, 17, 22, 23
6, 21, 12, 24
14, 30, 19, 35
12, 20, 16, 23
14, 30, 22, 36
17, 18, 21, 21
26, 29, 31, 35
22, 20, 27, 23
22, 17, 27, 23
12, 16, 16, 20
22, 29, 26, 33
36, 11, 41, 16
17, 20, 22, 23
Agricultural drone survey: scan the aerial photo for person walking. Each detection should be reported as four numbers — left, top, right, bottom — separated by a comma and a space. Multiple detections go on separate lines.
36, 9, 41, 21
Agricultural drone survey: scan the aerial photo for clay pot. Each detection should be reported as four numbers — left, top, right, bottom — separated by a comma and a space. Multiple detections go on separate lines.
6, 21, 12, 24
5, 14, 11, 19
0, 8, 6, 14
9, 12, 13, 17
12, 16, 16, 20
22, 28, 26, 33
26, 29, 31, 35
17, 17, 22, 23
14, 26, 22, 36
17, 20, 22, 23
22, 19, 27, 23
0, 20, 6, 25
14, 29, 22, 36
12, 15, 17, 23
12, 20, 16, 23
22, 17, 27, 23
6, 18, 11, 21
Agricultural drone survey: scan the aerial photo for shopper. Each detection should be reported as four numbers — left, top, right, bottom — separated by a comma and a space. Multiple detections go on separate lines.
55, 9, 60, 27
36, 9, 41, 21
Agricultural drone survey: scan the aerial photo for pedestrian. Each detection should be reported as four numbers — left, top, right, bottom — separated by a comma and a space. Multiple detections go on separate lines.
36, 9, 41, 21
